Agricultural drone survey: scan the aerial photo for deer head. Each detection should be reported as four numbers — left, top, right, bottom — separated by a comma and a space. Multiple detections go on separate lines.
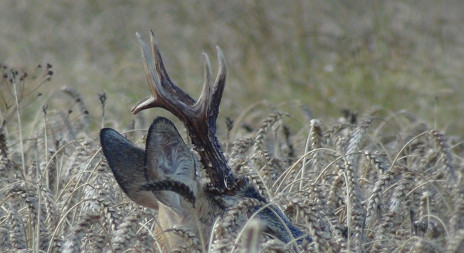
100, 31, 308, 251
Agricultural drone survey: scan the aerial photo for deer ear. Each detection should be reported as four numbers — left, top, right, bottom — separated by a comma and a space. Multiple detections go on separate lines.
100, 128, 159, 210
144, 117, 197, 213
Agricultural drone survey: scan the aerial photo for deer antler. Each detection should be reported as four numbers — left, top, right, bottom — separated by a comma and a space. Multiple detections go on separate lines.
132, 31, 235, 190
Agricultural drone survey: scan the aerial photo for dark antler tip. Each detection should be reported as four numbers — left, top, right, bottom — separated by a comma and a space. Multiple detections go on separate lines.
149, 30, 159, 46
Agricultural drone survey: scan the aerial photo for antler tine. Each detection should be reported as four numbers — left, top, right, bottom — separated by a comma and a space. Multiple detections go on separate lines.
132, 31, 236, 189
190, 46, 234, 188
131, 32, 160, 114
195, 52, 213, 121
132, 32, 193, 115
149, 31, 171, 89
192, 47, 226, 135
149, 31, 196, 106
209, 46, 227, 133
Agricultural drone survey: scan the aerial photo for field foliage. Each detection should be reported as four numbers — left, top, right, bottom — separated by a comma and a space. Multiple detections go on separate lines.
1, 0, 463, 252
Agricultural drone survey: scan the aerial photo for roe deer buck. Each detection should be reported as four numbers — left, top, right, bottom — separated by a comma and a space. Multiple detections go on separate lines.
100, 31, 310, 252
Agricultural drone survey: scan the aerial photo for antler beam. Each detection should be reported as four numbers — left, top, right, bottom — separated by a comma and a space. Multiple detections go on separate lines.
132, 31, 235, 189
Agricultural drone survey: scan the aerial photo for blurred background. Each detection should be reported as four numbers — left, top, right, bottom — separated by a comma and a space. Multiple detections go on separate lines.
1, 0, 463, 135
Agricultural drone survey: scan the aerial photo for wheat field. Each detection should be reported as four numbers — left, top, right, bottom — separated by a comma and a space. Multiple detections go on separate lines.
1, 0, 464, 252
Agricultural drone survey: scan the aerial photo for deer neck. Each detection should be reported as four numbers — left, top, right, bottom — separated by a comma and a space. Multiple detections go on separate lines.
156, 186, 223, 251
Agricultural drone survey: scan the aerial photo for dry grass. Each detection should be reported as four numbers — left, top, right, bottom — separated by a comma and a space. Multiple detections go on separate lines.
1, 1, 464, 252
0, 65, 463, 251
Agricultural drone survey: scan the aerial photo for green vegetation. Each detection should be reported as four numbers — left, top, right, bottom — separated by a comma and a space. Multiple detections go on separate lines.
2, 0, 463, 133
